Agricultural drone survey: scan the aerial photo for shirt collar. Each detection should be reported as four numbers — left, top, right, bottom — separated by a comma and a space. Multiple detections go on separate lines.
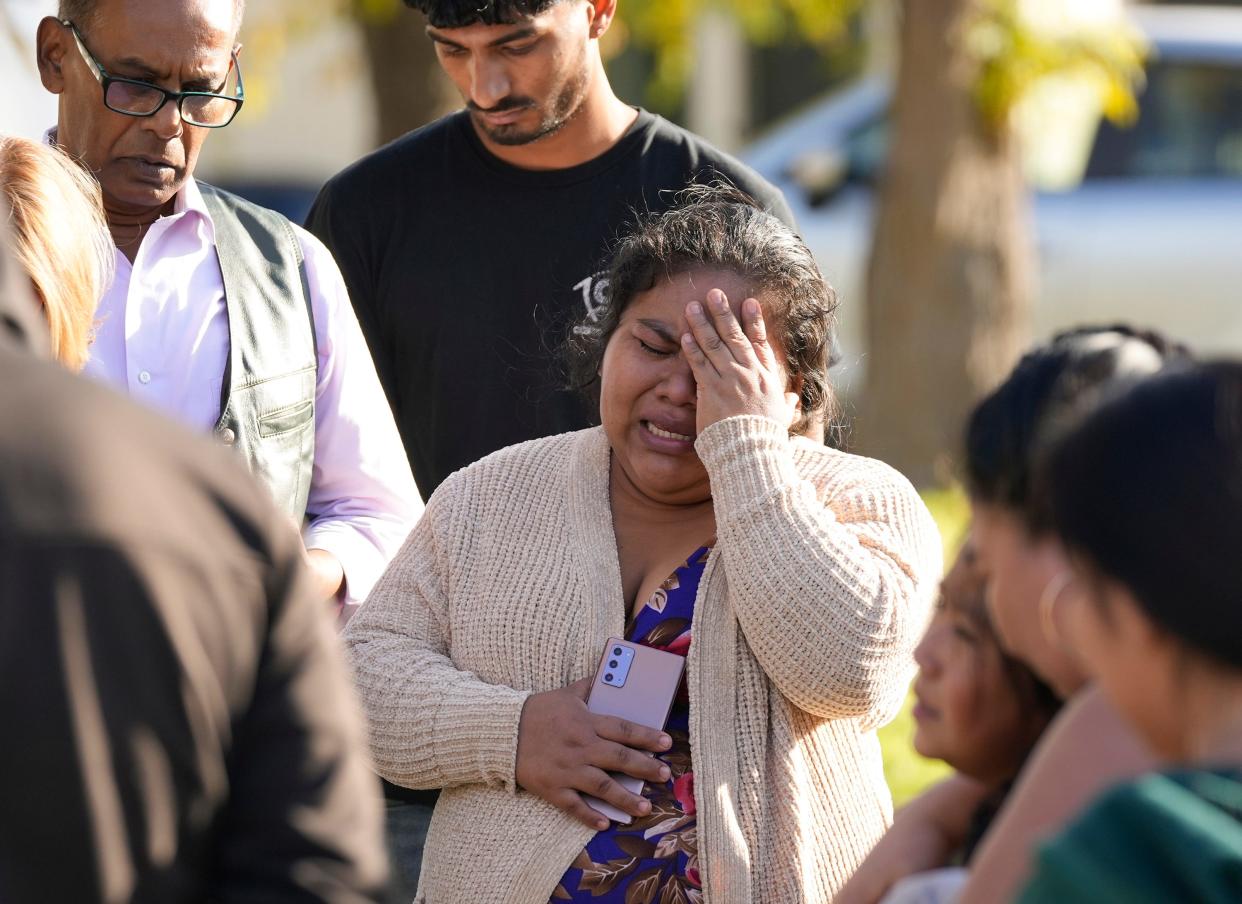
177, 176, 216, 241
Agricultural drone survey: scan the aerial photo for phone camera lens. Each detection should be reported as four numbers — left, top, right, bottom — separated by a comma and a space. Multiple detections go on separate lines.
604, 673, 614, 682
609, 660, 618, 668
613, 647, 622, 656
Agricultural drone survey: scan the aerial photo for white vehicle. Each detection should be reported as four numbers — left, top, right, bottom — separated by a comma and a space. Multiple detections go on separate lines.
743, 5, 1242, 388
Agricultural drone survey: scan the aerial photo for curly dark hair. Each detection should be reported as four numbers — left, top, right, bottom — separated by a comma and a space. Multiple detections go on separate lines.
566, 184, 837, 437
403, 0, 565, 28
965, 324, 1192, 531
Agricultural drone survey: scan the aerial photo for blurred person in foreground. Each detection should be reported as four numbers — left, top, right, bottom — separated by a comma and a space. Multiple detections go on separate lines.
344, 190, 941, 903
307, 0, 795, 879
35, 0, 421, 616
1018, 361, 1242, 901
0, 206, 387, 901
836, 326, 1190, 904
872, 541, 1060, 904
0, 134, 112, 371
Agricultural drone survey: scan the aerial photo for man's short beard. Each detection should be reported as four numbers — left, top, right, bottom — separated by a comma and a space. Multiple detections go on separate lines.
473, 63, 590, 147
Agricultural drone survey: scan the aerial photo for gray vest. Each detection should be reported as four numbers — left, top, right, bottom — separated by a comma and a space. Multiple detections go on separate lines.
200, 184, 317, 521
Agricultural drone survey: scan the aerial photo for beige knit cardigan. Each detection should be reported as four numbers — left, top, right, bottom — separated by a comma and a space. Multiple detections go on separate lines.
345, 416, 942, 903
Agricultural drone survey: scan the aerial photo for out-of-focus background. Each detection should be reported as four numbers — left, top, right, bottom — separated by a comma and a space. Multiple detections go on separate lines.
5, 0, 1241, 801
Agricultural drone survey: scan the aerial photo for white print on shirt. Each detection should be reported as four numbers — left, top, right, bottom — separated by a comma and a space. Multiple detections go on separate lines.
573, 273, 610, 323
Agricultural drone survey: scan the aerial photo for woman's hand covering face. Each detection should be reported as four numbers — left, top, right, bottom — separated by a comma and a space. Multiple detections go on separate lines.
681, 290, 800, 435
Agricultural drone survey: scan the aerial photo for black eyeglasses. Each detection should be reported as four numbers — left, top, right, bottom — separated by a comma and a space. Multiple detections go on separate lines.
62, 20, 244, 129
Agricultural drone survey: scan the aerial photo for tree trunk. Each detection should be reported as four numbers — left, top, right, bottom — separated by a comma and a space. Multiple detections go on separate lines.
357, 8, 458, 146
856, 0, 1032, 488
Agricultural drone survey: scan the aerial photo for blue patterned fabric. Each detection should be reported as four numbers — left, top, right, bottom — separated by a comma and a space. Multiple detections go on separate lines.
551, 546, 710, 903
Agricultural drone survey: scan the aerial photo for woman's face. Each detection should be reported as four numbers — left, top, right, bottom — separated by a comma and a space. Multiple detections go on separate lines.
599, 267, 785, 506
1061, 573, 1188, 761
912, 547, 1049, 785
970, 503, 1086, 699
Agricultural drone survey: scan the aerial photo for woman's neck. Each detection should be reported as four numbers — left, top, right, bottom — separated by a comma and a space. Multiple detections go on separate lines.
607, 457, 714, 529
1188, 678, 1242, 765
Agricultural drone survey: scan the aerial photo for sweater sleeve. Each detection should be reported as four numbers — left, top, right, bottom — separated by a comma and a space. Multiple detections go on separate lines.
342, 481, 531, 792
696, 415, 941, 724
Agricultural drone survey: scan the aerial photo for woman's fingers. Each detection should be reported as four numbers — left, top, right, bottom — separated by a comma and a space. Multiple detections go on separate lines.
681, 329, 713, 384
565, 676, 592, 701
572, 766, 652, 819
683, 302, 723, 377
685, 293, 754, 373
742, 297, 778, 370
593, 740, 671, 783
592, 713, 672, 754
706, 289, 760, 366
555, 789, 613, 831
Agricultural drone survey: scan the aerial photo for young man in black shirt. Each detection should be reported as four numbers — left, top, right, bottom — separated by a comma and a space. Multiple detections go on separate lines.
305, 0, 792, 893
307, 0, 793, 501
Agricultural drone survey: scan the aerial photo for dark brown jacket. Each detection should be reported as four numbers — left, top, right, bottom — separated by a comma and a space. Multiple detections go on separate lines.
0, 222, 387, 902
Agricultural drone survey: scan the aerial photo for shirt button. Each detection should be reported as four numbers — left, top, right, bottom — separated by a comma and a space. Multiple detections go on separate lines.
137, 370, 152, 385
219, 427, 236, 445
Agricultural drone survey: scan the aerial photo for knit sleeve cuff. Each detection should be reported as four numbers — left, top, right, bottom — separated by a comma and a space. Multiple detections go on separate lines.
431, 682, 532, 793
695, 415, 800, 522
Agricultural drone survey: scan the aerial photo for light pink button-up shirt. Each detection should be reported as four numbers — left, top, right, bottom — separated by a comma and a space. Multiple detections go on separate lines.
83, 176, 422, 608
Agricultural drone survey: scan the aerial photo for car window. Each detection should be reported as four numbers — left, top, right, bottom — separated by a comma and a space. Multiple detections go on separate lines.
843, 114, 889, 184
1085, 59, 1242, 179
840, 92, 1100, 194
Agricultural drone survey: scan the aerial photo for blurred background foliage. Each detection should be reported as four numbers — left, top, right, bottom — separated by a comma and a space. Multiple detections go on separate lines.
971, 0, 1147, 131
243, 0, 1145, 144
608, 0, 863, 110
244, 0, 869, 141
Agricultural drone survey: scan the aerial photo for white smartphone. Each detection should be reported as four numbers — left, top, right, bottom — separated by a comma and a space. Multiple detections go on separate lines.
582, 637, 686, 825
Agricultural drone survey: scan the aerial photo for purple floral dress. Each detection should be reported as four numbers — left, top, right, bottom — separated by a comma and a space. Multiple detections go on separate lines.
551, 546, 711, 904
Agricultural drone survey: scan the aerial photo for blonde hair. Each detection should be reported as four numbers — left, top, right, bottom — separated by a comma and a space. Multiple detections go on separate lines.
0, 136, 113, 371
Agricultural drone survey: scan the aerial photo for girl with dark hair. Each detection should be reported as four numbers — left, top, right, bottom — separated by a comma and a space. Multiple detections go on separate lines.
1017, 361, 1242, 902
345, 189, 942, 903
910, 540, 1060, 856
838, 326, 1190, 904
876, 540, 1061, 904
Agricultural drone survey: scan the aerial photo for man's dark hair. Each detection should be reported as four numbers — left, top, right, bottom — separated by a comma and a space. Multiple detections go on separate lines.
566, 183, 837, 437
1044, 361, 1242, 670
964, 325, 1190, 531
403, 0, 565, 28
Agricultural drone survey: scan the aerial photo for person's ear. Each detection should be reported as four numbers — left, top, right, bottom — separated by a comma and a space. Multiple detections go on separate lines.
588, 0, 618, 39
786, 373, 804, 406
36, 17, 69, 94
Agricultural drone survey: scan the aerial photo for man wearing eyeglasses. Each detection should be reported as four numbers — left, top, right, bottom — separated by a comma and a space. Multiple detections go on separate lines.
35, 0, 421, 619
